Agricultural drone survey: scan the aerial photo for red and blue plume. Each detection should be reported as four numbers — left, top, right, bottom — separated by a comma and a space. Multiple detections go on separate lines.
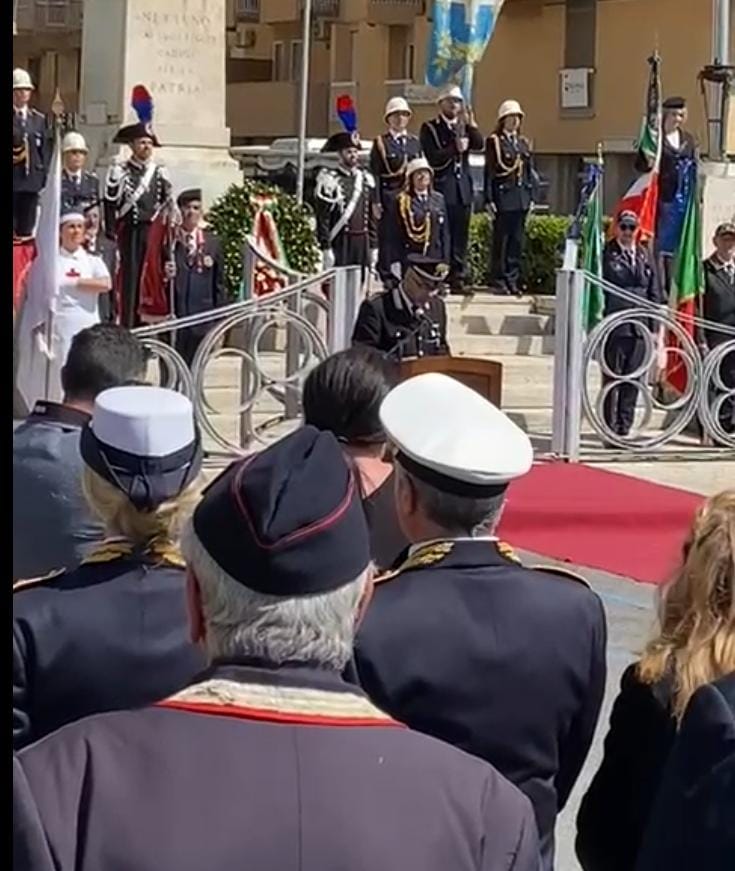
336, 94, 357, 133
131, 84, 154, 126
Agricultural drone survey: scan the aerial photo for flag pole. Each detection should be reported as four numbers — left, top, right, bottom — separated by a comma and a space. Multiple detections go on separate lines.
44, 94, 64, 400
295, 0, 313, 205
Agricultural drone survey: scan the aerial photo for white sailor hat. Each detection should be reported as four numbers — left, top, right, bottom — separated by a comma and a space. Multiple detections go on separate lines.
405, 156, 433, 178
384, 96, 412, 119
437, 85, 464, 104
497, 99, 524, 121
380, 373, 533, 496
62, 131, 88, 153
80, 386, 202, 510
13, 68, 34, 90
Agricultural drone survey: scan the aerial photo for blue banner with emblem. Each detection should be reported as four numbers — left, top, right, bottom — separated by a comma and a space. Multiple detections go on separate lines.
426, 0, 506, 100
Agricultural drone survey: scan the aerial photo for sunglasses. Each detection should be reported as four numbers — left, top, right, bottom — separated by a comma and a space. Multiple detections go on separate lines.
619, 223, 637, 231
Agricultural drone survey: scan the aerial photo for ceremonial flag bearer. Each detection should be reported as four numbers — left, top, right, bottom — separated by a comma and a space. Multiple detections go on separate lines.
13, 425, 540, 871
352, 373, 607, 870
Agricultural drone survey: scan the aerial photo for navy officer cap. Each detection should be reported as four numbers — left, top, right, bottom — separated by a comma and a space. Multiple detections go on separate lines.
192, 425, 371, 596
405, 254, 450, 284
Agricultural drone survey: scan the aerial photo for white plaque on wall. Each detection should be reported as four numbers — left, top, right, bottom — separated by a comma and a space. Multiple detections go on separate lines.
560, 68, 591, 109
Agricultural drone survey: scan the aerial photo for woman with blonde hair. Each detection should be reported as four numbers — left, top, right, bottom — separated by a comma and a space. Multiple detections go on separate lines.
576, 489, 735, 871
13, 385, 206, 750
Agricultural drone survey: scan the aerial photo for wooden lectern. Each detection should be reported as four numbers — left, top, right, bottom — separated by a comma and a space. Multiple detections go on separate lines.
399, 356, 503, 407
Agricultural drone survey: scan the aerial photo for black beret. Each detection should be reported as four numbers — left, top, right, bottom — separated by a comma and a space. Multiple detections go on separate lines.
177, 188, 202, 207
663, 96, 686, 110
192, 426, 370, 596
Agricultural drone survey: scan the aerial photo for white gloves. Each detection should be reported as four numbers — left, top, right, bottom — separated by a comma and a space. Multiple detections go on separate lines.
369, 248, 379, 270
321, 249, 336, 271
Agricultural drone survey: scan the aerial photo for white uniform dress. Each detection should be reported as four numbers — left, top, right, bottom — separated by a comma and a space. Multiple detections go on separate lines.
53, 246, 111, 387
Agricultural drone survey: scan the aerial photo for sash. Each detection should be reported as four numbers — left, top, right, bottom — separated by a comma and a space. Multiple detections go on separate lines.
329, 169, 364, 242
118, 162, 157, 219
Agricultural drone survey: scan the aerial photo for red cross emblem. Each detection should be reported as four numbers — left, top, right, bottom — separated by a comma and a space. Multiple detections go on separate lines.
66, 269, 81, 278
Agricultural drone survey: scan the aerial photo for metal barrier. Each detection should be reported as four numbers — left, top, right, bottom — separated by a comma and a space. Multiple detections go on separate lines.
132, 244, 363, 457
552, 267, 735, 459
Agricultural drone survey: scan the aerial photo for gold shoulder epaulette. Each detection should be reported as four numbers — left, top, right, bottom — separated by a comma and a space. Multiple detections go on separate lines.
13, 568, 65, 593
373, 541, 455, 588
497, 540, 522, 565
81, 540, 134, 565
528, 564, 590, 588
373, 567, 401, 587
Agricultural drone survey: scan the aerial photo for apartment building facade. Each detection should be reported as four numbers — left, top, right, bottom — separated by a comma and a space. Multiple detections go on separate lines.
13, 0, 734, 212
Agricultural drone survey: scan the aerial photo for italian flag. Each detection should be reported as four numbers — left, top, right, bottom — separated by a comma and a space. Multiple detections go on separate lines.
663, 181, 703, 394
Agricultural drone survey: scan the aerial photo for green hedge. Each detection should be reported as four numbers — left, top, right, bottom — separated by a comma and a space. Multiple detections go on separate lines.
467, 213, 572, 294
206, 181, 320, 299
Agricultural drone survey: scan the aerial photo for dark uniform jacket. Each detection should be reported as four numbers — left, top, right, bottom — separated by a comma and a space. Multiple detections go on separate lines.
13, 540, 205, 750
173, 230, 226, 319
61, 169, 100, 214
701, 255, 735, 349
484, 132, 538, 213
602, 240, 662, 336
353, 538, 607, 870
645, 131, 697, 204
635, 673, 735, 871
420, 116, 484, 207
388, 189, 450, 264
314, 166, 377, 260
13, 107, 49, 194
104, 158, 171, 234
575, 664, 678, 871
85, 234, 118, 321
352, 289, 449, 360
369, 132, 423, 206
13, 661, 541, 871
13, 402, 104, 582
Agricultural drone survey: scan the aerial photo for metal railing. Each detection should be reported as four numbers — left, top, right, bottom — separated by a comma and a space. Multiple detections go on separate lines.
132, 240, 363, 458
553, 267, 735, 459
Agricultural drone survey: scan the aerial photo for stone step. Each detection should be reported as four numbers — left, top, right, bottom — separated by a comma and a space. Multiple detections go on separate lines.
507, 406, 668, 435
452, 335, 555, 356
448, 311, 553, 337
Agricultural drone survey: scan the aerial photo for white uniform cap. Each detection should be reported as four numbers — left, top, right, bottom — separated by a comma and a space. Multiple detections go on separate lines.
91, 386, 196, 457
497, 99, 524, 120
13, 68, 34, 90
405, 157, 433, 178
380, 373, 533, 493
62, 131, 88, 153
60, 212, 85, 226
437, 85, 464, 104
384, 96, 412, 119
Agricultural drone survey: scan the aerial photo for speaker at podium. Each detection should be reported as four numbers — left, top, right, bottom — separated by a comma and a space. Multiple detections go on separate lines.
398, 356, 503, 407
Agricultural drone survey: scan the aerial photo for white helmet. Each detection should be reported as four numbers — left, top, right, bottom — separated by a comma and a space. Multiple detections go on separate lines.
436, 85, 464, 104
13, 68, 34, 91
497, 99, 524, 121
384, 96, 412, 120
405, 157, 433, 178
62, 131, 89, 153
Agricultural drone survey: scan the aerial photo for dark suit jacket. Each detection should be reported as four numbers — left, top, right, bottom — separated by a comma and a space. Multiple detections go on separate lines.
702, 256, 735, 349
353, 538, 607, 870
172, 231, 226, 323
602, 240, 662, 338
635, 673, 735, 871
13, 402, 104, 582
13, 546, 204, 750
576, 664, 678, 871
13, 662, 541, 871
352, 290, 449, 360
85, 235, 118, 321
484, 132, 538, 213
13, 108, 50, 193
420, 117, 484, 207
61, 169, 100, 214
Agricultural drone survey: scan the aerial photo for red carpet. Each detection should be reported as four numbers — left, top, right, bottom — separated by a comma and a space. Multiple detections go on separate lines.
499, 462, 704, 585
13, 239, 36, 315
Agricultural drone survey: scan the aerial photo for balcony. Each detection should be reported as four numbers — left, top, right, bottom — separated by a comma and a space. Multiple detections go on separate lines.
234, 0, 260, 21
15, 0, 83, 32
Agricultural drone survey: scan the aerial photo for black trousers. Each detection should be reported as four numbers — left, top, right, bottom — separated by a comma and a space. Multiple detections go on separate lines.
711, 347, 735, 436
117, 221, 152, 328
446, 203, 472, 287
491, 209, 527, 291
13, 191, 39, 238
602, 332, 646, 435
376, 193, 397, 284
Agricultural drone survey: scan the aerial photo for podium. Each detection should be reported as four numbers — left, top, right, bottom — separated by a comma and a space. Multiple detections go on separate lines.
399, 356, 503, 407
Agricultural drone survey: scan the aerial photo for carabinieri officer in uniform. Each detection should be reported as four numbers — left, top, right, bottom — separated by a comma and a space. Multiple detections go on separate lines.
484, 99, 539, 295
352, 373, 607, 870
13, 385, 205, 750
369, 96, 422, 285
352, 254, 450, 360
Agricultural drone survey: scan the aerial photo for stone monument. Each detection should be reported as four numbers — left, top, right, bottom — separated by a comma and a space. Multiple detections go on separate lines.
79, 0, 240, 206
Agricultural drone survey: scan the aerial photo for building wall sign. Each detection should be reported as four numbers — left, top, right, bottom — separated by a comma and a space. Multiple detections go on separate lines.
560, 68, 591, 109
